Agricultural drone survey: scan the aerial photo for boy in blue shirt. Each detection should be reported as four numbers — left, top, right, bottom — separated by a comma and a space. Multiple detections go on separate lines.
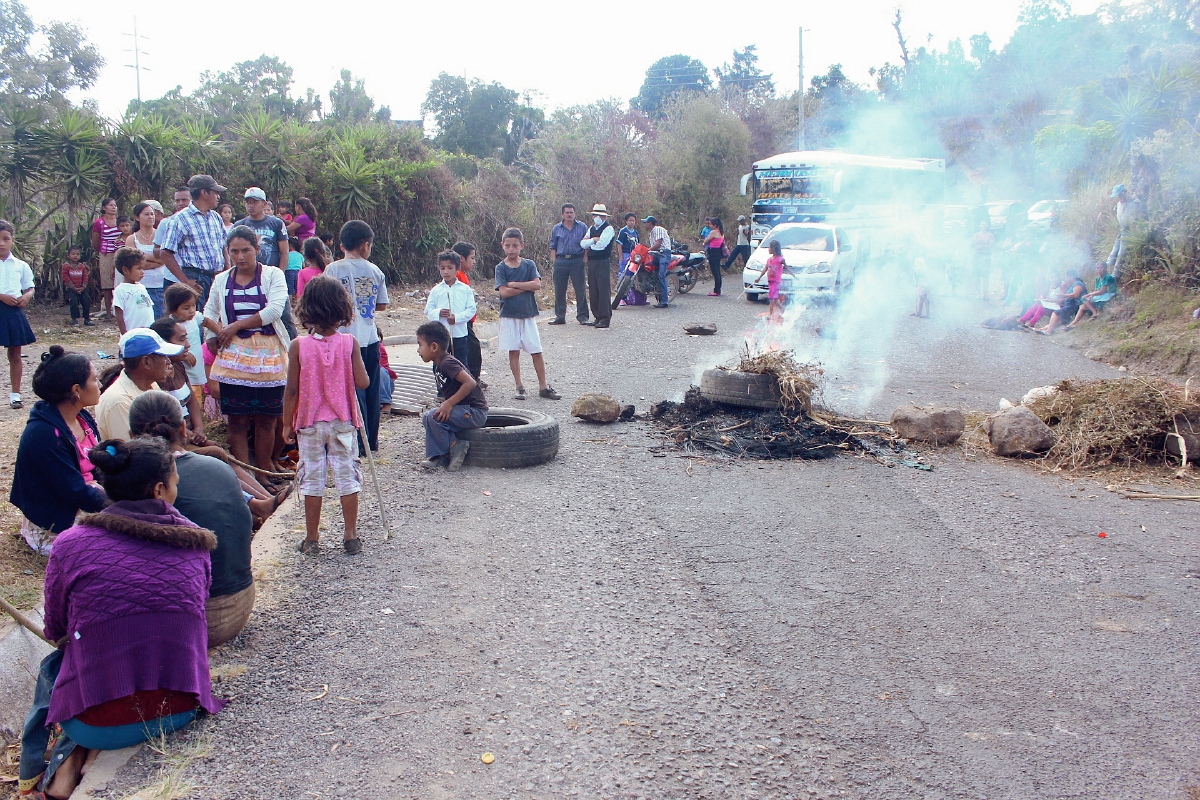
495, 227, 560, 401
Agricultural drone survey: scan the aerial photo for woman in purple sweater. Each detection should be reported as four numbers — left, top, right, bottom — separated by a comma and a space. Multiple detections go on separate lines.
19, 437, 224, 799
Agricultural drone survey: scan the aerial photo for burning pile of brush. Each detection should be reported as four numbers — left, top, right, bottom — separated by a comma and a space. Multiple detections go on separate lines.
729, 344, 823, 415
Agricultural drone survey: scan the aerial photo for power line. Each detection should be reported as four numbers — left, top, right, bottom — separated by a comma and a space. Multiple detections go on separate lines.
122, 17, 150, 104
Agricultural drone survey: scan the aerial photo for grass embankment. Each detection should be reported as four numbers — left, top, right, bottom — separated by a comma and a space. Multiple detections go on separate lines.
1066, 282, 1200, 378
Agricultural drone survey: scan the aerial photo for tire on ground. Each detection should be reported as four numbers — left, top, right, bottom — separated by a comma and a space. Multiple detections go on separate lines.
460, 407, 559, 468
699, 368, 782, 410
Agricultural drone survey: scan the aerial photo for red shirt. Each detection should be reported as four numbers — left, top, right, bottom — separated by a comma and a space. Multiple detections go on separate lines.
456, 271, 478, 323
62, 262, 88, 292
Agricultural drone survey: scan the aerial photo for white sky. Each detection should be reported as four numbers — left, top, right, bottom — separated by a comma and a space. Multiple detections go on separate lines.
36, 0, 1101, 123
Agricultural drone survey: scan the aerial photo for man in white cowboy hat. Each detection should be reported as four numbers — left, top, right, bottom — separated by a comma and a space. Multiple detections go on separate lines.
580, 203, 616, 328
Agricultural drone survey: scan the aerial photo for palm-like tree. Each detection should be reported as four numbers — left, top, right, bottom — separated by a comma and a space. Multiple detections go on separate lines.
113, 114, 180, 198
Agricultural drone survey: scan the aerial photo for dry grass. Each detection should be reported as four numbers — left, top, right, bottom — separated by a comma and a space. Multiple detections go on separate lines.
1026, 377, 1200, 471
730, 343, 824, 414
116, 730, 212, 800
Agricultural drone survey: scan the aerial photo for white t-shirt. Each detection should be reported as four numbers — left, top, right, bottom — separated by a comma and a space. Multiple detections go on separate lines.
325, 257, 389, 346
113, 282, 155, 331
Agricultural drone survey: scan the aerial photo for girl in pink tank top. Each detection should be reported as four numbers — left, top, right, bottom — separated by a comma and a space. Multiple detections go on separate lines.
282, 276, 370, 555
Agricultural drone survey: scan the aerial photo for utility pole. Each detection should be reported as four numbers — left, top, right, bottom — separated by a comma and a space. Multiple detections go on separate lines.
123, 18, 149, 104
798, 27, 805, 151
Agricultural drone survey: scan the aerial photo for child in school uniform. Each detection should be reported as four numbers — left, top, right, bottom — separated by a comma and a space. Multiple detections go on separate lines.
423, 250, 477, 366
417, 321, 488, 472
282, 275, 371, 556
0, 219, 36, 408
112, 247, 155, 334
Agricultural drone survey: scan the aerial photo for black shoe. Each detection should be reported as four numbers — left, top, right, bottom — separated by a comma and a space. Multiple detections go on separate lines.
578, 319, 593, 325
343, 537, 362, 555
654, 303, 669, 308
593, 321, 609, 329
83, 320, 94, 327
547, 318, 566, 325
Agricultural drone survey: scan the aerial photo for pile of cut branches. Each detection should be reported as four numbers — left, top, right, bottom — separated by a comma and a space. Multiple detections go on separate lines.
1026, 377, 1200, 470
729, 343, 823, 414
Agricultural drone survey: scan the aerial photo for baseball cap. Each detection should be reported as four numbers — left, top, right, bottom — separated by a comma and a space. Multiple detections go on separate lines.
187, 174, 227, 193
119, 328, 184, 360
244, 187, 267, 201
1110, 183, 1126, 198
642, 215, 658, 225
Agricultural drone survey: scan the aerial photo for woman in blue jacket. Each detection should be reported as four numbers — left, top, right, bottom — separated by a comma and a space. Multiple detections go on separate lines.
10, 346, 108, 553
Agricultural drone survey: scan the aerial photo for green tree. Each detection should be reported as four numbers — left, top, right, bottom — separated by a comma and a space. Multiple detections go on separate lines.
0, 0, 102, 116
329, 70, 390, 124
652, 94, 751, 226
422, 73, 522, 160
633, 55, 712, 117
716, 45, 775, 102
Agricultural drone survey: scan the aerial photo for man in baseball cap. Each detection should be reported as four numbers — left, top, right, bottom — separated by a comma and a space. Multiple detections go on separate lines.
187, 174, 227, 193
95, 328, 184, 440
158, 175, 230, 306
244, 187, 267, 202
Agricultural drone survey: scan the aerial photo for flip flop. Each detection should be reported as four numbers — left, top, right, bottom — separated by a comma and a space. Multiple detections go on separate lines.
514, 386, 527, 400
299, 539, 319, 555
272, 482, 294, 512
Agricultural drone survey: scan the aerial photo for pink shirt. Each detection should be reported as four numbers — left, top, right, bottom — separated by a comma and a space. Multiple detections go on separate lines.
92, 217, 123, 254
75, 419, 98, 482
293, 332, 361, 430
765, 255, 785, 284
296, 266, 322, 298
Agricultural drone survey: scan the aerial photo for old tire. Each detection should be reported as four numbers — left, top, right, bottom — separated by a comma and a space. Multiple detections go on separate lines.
746, 292, 761, 302
460, 407, 559, 468
611, 273, 634, 310
699, 368, 782, 410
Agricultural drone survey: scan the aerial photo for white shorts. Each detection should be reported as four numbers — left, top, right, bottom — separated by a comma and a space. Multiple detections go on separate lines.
498, 316, 542, 354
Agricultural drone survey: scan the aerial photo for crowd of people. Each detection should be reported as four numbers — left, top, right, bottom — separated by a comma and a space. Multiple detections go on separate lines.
4, 171, 621, 797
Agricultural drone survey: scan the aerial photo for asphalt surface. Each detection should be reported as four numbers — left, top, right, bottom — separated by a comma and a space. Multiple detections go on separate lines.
102, 275, 1200, 799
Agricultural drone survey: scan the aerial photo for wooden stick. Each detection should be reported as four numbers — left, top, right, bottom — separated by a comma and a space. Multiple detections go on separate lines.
1121, 490, 1200, 501
356, 398, 391, 541
0, 594, 54, 646
717, 419, 755, 433
225, 455, 295, 479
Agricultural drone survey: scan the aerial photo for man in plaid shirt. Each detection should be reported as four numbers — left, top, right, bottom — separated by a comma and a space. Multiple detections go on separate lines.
158, 174, 229, 306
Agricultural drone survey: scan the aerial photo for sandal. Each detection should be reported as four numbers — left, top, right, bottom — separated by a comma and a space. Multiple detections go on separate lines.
343, 537, 362, 555
514, 386, 527, 401
707, 291, 720, 297
272, 482, 293, 512
539, 386, 562, 400
299, 539, 320, 555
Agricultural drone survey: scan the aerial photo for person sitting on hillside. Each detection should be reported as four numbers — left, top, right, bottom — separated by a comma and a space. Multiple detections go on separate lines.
1063, 262, 1118, 329
18, 437, 223, 799
1038, 269, 1087, 335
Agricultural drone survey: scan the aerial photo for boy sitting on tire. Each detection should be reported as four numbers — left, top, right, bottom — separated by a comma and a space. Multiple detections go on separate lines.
417, 321, 489, 472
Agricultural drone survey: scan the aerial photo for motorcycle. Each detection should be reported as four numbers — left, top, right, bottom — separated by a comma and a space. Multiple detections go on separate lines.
610, 242, 705, 309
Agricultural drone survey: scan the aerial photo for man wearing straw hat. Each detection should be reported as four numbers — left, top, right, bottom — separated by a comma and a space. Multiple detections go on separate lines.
580, 203, 616, 329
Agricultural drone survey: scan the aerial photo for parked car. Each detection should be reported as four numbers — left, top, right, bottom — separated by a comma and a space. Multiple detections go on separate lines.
742, 223, 857, 300
985, 201, 1028, 237
1027, 199, 1067, 230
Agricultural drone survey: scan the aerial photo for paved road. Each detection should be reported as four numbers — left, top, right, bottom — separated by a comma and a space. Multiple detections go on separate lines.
107, 280, 1200, 799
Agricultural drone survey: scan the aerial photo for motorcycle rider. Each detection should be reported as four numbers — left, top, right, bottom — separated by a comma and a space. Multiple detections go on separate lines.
616, 213, 646, 306
580, 204, 615, 329
642, 215, 672, 308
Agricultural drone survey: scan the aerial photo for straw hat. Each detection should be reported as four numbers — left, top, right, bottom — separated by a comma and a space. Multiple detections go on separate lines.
590, 203, 609, 217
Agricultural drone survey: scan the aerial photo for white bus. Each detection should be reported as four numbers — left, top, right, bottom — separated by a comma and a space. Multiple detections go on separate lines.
739, 151, 945, 262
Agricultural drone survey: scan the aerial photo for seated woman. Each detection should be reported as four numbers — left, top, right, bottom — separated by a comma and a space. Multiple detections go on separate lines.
1039, 269, 1087, 335
129, 390, 257, 647
19, 438, 223, 799
9, 347, 108, 554
1063, 263, 1118, 329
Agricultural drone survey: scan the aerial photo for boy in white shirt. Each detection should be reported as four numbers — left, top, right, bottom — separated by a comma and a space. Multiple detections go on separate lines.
112, 247, 156, 335
0, 219, 36, 408
423, 250, 477, 366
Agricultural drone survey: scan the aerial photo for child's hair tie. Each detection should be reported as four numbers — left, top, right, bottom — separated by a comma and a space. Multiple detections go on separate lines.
105, 445, 117, 456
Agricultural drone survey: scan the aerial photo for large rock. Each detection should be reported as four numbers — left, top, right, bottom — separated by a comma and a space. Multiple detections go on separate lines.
684, 322, 717, 336
572, 393, 621, 423
890, 406, 965, 445
986, 407, 1055, 456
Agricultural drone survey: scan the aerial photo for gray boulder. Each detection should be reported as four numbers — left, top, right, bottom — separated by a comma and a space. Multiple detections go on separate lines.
986, 407, 1055, 456
684, 322, 717, 336
572, 393, 621, 423
890, 406, 966, 445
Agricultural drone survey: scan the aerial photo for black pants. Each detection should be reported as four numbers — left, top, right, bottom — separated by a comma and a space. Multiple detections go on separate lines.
587, 256, 612, 325
465, 319, 482, 379
723, 244, 752, 270
707, 248, 724, 294
553, 256, 589, 322
451, 336, 469, 366
65, 288, 90, 321
354, 341, 381, 453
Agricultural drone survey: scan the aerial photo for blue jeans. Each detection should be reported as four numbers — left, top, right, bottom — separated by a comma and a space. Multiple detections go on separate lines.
657, 250, 671, 305
182, 268, 215, 309
1107, 232, 1127, 279
354, 341, 381, 453
423, 404, 488, 458
146, 287, 165, 320
379, 369, 394, 406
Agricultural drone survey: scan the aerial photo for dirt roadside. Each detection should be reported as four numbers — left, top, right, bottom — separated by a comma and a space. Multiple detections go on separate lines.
80, 279, 1200, 799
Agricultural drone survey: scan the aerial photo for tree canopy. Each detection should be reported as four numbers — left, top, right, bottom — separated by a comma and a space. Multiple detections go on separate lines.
632, 55, 712, 116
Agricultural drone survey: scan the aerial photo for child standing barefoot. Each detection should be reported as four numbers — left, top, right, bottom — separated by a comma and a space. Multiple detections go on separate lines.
755, 239, 786, 323
0, 220, 36, 408
282, 275, 370, 555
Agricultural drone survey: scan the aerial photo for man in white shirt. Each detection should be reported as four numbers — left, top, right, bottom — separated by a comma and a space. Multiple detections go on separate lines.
642, 215, 673, 308
424, 251, 478, 365
580, 203, 616, 328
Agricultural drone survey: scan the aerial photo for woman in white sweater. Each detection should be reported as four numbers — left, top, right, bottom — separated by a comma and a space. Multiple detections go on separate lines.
204, 225, 291, 475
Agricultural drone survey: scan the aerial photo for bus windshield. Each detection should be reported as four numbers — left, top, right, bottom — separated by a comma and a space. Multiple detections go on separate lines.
753, 168, 833, 205
761, 226, 834, 252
